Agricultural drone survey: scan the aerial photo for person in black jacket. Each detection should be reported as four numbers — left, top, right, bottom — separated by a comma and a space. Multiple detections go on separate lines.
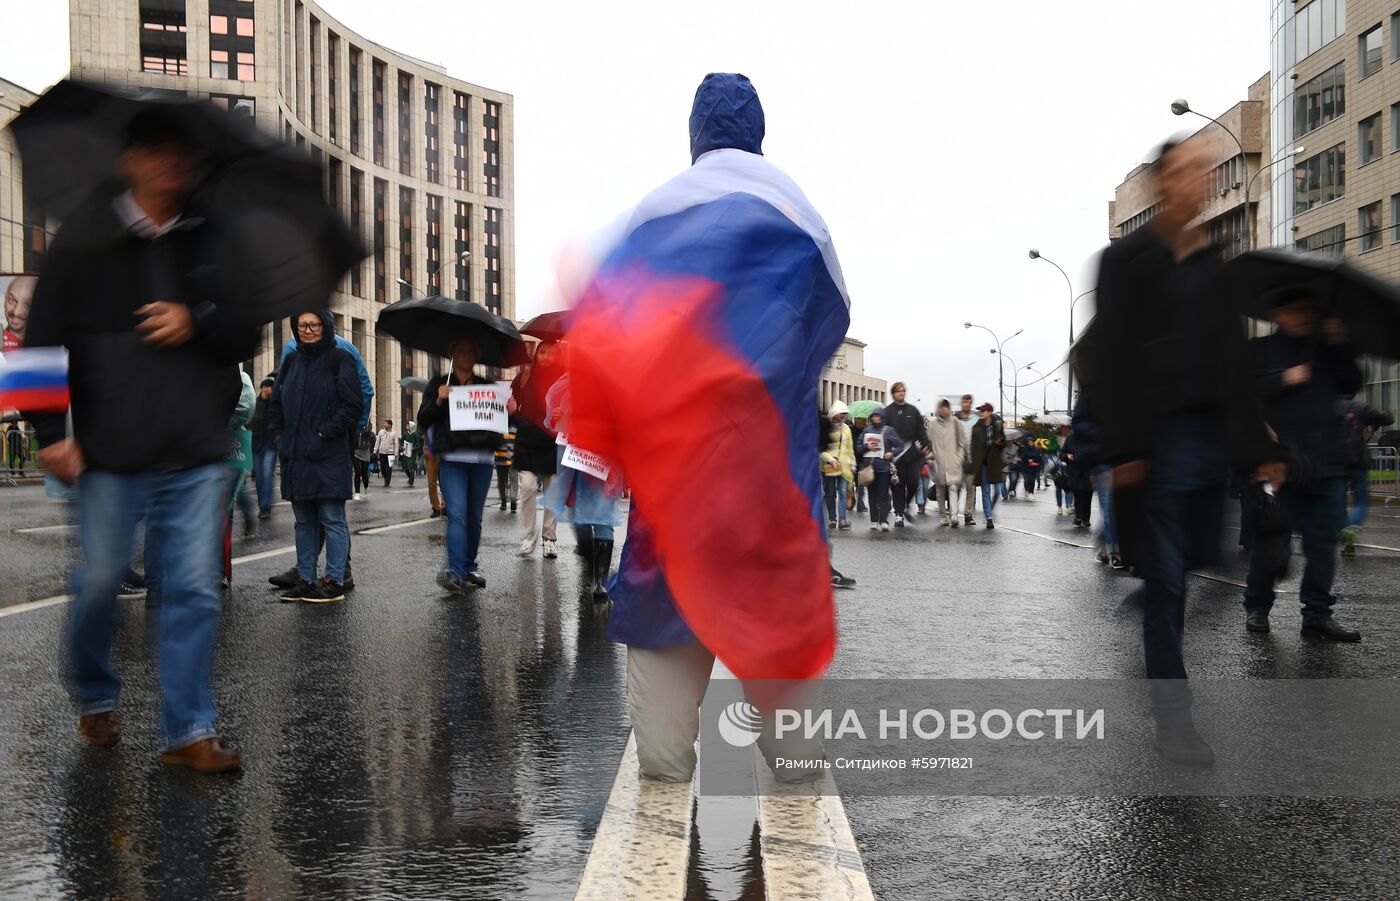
511, 341, 562, 557
249, 376, 277, 518
23, 108, 257, 772
417, 336, 503, 593
883, 381, 929, 525
1076, 137, 1286, 767
1338, 398, 1393, 555
1241, 289, 1363, 640
267, 309, 362, 603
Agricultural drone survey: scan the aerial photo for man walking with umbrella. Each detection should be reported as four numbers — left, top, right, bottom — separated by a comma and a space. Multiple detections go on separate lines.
1078, 138, 1285, 767
22, 108, 257, 771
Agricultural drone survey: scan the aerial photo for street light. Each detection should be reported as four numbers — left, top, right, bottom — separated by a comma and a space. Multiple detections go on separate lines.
1242, 146, 1304, 250
1170, 98, 1246, 159
1021, 363, 1046, 413
966, 322, 1023, 413
397, 249, 472, 298
1029, 249, 1077, 405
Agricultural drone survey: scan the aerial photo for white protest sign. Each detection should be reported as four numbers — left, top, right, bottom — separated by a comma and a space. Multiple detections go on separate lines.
561, 444, 612, 481
448, 382, 510, 434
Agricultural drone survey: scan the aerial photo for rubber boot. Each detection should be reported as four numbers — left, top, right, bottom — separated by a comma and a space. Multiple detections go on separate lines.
592, 540, 614, 602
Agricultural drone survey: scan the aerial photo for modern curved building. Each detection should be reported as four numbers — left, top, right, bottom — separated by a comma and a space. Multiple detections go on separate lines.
68, 0, 515, 426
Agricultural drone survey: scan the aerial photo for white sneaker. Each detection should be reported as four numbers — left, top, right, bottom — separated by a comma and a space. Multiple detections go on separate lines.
517, 540, 535, 557
353, 492, 362, 501
870, 522, 879, 531
1056, 506, 1064, 516
543, 540, 558, 559
880, 522, 891, 532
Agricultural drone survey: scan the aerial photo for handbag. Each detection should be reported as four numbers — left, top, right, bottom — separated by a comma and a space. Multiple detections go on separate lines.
858, 466, 875, 486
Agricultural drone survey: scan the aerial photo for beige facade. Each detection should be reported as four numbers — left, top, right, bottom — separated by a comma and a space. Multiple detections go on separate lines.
0, 78, 40, 275
819, 337, 887, 411
1108, 74, 1273, 257
65, 0, 515, 426
1270, 0, 1400, 418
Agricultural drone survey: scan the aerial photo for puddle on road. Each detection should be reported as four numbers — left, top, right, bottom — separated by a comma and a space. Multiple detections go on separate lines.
685, 794, 764, 900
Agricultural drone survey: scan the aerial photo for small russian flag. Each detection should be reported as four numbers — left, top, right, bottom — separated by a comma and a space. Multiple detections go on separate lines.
0, 347, 70, 412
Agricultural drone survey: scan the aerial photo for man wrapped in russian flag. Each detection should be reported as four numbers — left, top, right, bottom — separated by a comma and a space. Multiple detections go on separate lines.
565, 73, 850, 782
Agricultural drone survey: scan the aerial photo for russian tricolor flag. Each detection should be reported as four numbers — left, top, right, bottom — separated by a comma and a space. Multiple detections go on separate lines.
567, 131, 850, 680
0, 347, 69, 412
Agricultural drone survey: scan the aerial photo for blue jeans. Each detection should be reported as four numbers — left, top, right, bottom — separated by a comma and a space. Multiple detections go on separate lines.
71, 465, 226, 751
1243, 477, 1345, 625
1344, 467, 1370, 530
291, 499, 349, 582
980, 466, 998, 522
823, 475, 848, 524
440, 461, 494, 576
254, 447, 277, 511
1091, 464, 1117, 551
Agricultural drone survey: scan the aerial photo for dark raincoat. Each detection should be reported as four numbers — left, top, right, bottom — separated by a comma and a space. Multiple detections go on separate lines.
267, 309, 362, 501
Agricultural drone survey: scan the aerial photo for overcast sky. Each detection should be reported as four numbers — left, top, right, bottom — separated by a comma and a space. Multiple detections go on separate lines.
0, 1, 1269, 412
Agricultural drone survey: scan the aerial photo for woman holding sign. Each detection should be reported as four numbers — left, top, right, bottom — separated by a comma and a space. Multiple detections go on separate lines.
416, 336, 505, 594
541, 370, 620, 602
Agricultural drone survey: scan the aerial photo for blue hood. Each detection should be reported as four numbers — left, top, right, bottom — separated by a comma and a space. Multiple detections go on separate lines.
688, 73, 765, 164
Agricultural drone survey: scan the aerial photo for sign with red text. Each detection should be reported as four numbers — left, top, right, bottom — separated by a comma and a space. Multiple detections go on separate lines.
448, 383, 510, 434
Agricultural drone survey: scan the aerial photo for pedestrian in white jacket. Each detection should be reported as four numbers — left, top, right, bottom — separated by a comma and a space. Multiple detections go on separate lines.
374, 419, 398, 487
927, 400, 967, 526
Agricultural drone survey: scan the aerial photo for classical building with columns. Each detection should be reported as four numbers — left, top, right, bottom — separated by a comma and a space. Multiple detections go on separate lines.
819, 337, 887, 411
61, 0, 514, 426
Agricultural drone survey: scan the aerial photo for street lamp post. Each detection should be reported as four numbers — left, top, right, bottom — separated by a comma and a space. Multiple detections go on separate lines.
1021, 363, 1046, 412
964, 323, 1022, 414
1000, 351, 1021, 419
1028, 249, 1075, 405
397, 249, 472, 298
1242, 146, 1305, 250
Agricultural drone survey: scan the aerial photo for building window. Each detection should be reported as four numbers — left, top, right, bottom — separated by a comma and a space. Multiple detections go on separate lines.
308, 17, 320, 131
454, 201, 471, 302
484, 207, 502, 314
373, 60, 386, 167
1118, 202, 1162, 238
1394, 12, 1400, 59
1294, 0, 1347, 67
426, 195, 443, 294
1293, 61, 1345, 141
1293, 144, 1346, 214
350, 168, 364, 297
349, 46, 362, 156
398, 71, 413, 178
1360, 113, 1381, 165
327, 158, 342, 212
483, 100, 501, 197
374, 177, 387, 302
453, 92, 470, 191
399, 188, 415, 298
210, 94, 256, 117
1208, 208, 1250, 260
1361, 24, 1383, 79
1205, 155, 1244, 200
424, 83, 441, 185
327, 33, 338, 144
1359, 201, 1382, 252
139, 0, 188, 75
1392, 195, 1400, 243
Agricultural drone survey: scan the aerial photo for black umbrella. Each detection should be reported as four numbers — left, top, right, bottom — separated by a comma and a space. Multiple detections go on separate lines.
521, 310, 572, 342
376, 296, 526, 367
1223, 248, 1400, 358
9, 80, 363, 323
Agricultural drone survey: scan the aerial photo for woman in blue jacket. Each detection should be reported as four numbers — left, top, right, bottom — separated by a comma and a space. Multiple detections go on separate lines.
857, 409, 903, 532
267, 309, 363, 603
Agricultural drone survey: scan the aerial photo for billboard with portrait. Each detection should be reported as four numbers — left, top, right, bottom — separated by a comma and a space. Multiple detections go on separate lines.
1, 273, 38, 353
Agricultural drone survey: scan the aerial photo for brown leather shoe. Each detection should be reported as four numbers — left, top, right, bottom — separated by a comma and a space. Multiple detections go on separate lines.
159, 737, 244, 773
79, 711, 121, 747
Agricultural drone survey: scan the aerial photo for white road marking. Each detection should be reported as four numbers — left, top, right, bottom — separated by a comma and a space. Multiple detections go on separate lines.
2, 545, 299, 618
356, 516, 436, 535
13, 524, 75, 534
996, 524, 1096, 549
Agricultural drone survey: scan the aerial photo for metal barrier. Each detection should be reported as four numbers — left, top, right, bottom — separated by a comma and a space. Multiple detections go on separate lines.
0, 424, 40, 486
1371, 445, 1400, 504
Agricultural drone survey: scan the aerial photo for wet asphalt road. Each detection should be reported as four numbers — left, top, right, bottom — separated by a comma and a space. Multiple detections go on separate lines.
3, 481, 1400, 898
1, 483, 631, 899
827, 490, 1400, 900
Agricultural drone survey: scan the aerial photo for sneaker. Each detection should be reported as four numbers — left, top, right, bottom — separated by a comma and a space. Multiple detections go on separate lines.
279, 580, 316, 602
269, 566, 300, 589
964, 515, 974, 526
436, 570, 468, 594
1096, 548, 1109, 564
838, 521, 851, 531
985, 520, 995, 530
341, 567, 355, 591
918, 505, 926, 515
464, 571, 487, 588
353, 492, 363, 501
894, 515, 905, 528
304, 579, 345, 603
543, 540, 558, 559
116, 581, 147, 601
828, 520, 837, 529
510, 502, 517, 513
430, 508, 441, 519
831, 569, 856, 589
1057, 507, 1065, 516
880, 522, 891, 532
258, 508, 272, 520
1109, 553, 1126, 570
241, 519, 257, 538
950, 519, 959, 529
517, 540, 535, 557
869, 522, 879, 531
